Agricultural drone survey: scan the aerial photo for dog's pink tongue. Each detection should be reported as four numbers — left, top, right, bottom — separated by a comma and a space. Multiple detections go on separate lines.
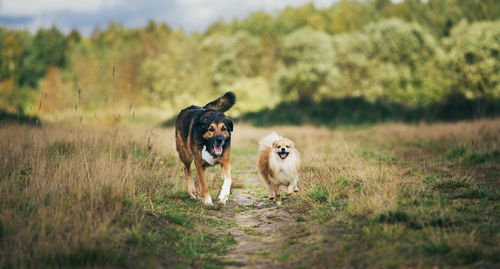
214, 145, 223, 155
280, 153, 287, 159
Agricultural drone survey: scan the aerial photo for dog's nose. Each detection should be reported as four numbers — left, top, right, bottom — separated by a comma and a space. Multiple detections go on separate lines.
216, 137, 224, 145
281, 147, 286, 152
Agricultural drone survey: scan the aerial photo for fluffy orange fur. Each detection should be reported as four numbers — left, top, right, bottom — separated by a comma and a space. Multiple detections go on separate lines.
257, 133, 300, 205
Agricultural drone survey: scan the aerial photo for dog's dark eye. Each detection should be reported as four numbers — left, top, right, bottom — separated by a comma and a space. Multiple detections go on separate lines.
208, 127, 214, 132
286, 145, 289, 148
221, 127, 226, 131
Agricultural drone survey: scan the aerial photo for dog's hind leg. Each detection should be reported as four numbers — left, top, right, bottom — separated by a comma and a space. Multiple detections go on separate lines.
183, 162, 196, 199
272, 184, 281, 205
285, 183, 294, 196
195, 159, 213, 206
218, 160, 232, 205
268, 185, 275, 200
176, 131, 196, 199
293, 175, 299, 193
260, 174, 274, 200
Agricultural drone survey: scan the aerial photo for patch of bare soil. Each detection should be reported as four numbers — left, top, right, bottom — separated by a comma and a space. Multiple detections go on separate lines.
215, 172, 326, 268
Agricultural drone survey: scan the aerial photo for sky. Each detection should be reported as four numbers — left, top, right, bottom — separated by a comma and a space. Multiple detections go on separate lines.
0, 0, 337, 36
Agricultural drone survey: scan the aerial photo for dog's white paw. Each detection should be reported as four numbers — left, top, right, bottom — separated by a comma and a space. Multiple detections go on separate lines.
202, 195, 213, 206
276, 201, 282, 206
218, 177, 231, 205
218, 189, 230, 205
218, 194, 229, 205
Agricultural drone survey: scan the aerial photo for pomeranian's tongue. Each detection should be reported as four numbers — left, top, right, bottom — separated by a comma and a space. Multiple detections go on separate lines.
279, 153, 288, 159
214, 144, 223, 155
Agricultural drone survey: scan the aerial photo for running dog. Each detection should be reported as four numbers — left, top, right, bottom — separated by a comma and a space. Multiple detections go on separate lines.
257, 132, 300, 205
174, 92, 236, 206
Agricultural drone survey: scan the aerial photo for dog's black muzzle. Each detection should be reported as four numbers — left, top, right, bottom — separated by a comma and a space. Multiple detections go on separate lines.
278, 147, 289, 159
215, 136, 225, 146
212, 135, 225, 156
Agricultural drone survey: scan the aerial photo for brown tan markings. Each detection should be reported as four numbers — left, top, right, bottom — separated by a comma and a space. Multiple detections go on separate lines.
174, 92, 236, 206
202, 122, 230, 140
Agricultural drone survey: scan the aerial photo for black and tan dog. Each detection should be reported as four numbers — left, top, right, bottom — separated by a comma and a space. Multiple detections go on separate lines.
174, 92, 236, 205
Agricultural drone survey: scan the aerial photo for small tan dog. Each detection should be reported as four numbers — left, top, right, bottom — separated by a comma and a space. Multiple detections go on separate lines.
257, 132, 300, 205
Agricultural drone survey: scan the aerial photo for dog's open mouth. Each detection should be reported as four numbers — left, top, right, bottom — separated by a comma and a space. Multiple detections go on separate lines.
278, 152, 289, 159
214, 144, 223, 155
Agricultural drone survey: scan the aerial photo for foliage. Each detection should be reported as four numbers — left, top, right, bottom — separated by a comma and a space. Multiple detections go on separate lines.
28, 27, 68, 86
203, 31, 261, 88
443, 20, 500, 99
141, 31, 213, 110
221, 76, 275, 116
0, 0, 500, 118
239, 93, 500, 127
274, 27, 337, 102
0, 79, 33, 112
325, 0, 376, 34
332, 19, 444, 106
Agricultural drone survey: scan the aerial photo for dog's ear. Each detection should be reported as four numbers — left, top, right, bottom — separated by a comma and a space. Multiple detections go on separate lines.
272, 141, 277, 148
224, 118, 233, 132
289, 139, 295, 148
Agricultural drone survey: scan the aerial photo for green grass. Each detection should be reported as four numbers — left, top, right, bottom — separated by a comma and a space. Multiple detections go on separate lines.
0, 125, 237, 268
306, 186, 330, 203
446, 145, 467, 159
1, 119, 498, 268
291, 119, 500, 267
161, 211, 192, 227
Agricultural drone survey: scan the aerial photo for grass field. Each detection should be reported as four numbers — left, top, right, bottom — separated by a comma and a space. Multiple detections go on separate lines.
0, 118, 498, 268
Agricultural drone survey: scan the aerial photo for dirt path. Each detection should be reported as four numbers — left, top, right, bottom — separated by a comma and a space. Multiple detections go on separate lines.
216, 171, 324, 268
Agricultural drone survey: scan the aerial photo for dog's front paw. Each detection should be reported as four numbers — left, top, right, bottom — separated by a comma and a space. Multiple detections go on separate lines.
218, 193, 229, 205
218, 181, 231, 205
202, 195, 213, 206
188, 191, 197, 199
276, 201, 282, 206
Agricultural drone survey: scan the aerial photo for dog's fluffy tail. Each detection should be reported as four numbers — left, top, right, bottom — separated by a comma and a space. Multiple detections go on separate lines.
204, 92, 236, 112
259, 132, 282, 151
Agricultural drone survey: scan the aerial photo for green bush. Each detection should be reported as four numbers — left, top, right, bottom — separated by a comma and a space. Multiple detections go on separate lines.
140, 33, 214, 111
443, 20, 500, 99
274, 27, 338, 102
202, 31, 261, 88
332, 19, 444, 106
220, 77, 275, 116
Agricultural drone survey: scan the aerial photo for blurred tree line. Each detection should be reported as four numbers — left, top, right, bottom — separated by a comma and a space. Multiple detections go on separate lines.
0, 0, 499, 119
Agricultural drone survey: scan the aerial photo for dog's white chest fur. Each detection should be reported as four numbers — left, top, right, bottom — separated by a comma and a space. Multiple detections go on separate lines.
202, 146, 216, 165
269, 152, 299, 185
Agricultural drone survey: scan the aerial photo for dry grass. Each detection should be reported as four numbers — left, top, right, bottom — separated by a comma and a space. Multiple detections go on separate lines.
0, 118, 498, 268
280, 118, 500, 267
1, 125, 151, 266
242, 125, 403, 218
0, 123, 235, 268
